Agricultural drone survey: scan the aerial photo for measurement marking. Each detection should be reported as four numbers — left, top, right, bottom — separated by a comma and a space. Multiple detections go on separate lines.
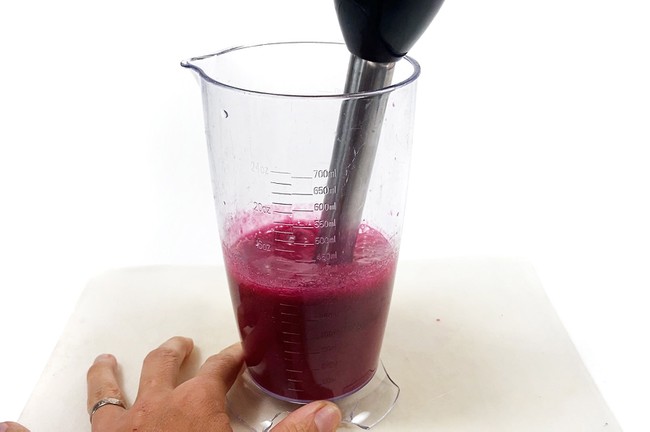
293, 209, 314, 213
274, 238, 293, 243
287, 379, 302, 383
270, 181, 292, 186
273, 230, 293, 235
272, 192, 292, 196
275, 248, 294, 253
273, 210, 293, 215
282, 331, 301, 335
279, 303, 298, 307
283, 340, 301, 345
291, 176, 311, 179
272, 202, 292, 206
281, 312, 300, 316
270, 170, 291, 175
281, 321, 299, 325
284, 350, 301, 354
286, 369, 303, 373
288, 388, 304, 392
295, 259, 316, 264
273, 222, 294, 225
292, 192, 314, 196
294, 242, 315, 246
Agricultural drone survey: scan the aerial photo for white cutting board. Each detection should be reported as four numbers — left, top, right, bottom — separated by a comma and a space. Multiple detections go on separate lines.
19, 259, 620, 431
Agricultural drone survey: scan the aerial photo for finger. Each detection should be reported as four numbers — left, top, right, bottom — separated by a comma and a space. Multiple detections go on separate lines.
196, 343, 244, 394
137, 336, 194, 397
273, 401, 341, 432
0, 421, 31, 432
86, 354, 127, 426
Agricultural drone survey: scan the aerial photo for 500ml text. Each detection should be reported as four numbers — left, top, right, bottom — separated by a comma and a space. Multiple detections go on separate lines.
315, 236, 336, 245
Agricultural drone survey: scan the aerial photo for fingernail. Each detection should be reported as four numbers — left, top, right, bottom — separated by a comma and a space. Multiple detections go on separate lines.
0, 422, 9, 432
314, 403, 341, 432
94, 354, 114, 362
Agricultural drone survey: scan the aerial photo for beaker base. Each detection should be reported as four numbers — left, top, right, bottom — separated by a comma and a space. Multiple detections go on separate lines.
226, 361, 400, 431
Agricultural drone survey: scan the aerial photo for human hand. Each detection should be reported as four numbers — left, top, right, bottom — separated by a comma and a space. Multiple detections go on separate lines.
86, 336, 342, 431
0, 421, 30, 432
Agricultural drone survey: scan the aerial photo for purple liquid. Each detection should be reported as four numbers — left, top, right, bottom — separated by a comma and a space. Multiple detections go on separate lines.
223, 222, 397, 401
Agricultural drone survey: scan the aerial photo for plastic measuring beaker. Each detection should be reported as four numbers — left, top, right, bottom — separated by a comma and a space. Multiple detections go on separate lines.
182, 42, 419, 429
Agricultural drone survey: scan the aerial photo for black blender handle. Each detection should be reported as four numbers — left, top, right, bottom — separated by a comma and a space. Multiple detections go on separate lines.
335, 0, 446, 63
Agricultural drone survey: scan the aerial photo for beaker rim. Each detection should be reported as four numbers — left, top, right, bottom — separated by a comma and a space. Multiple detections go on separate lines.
181, 41, 420, 99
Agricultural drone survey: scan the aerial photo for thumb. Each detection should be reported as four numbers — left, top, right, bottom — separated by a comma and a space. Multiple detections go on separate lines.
0, 422, 31, 432
273, 401, 341, 432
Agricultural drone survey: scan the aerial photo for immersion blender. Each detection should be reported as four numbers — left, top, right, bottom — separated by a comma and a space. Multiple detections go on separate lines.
317, 0, 446, 262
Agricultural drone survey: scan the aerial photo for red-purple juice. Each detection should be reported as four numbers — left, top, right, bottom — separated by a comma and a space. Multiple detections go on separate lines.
223, 222, 396, 401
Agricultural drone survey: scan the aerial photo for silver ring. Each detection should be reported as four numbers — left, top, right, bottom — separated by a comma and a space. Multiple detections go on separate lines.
89, 397, 127, 423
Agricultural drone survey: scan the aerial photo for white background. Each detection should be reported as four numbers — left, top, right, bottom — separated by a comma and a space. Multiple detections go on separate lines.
1, 0, 648, 430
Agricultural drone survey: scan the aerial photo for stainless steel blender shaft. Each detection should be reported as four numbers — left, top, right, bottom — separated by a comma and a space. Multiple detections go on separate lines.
316, 55, 394, 263
321, 0, 445, 263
